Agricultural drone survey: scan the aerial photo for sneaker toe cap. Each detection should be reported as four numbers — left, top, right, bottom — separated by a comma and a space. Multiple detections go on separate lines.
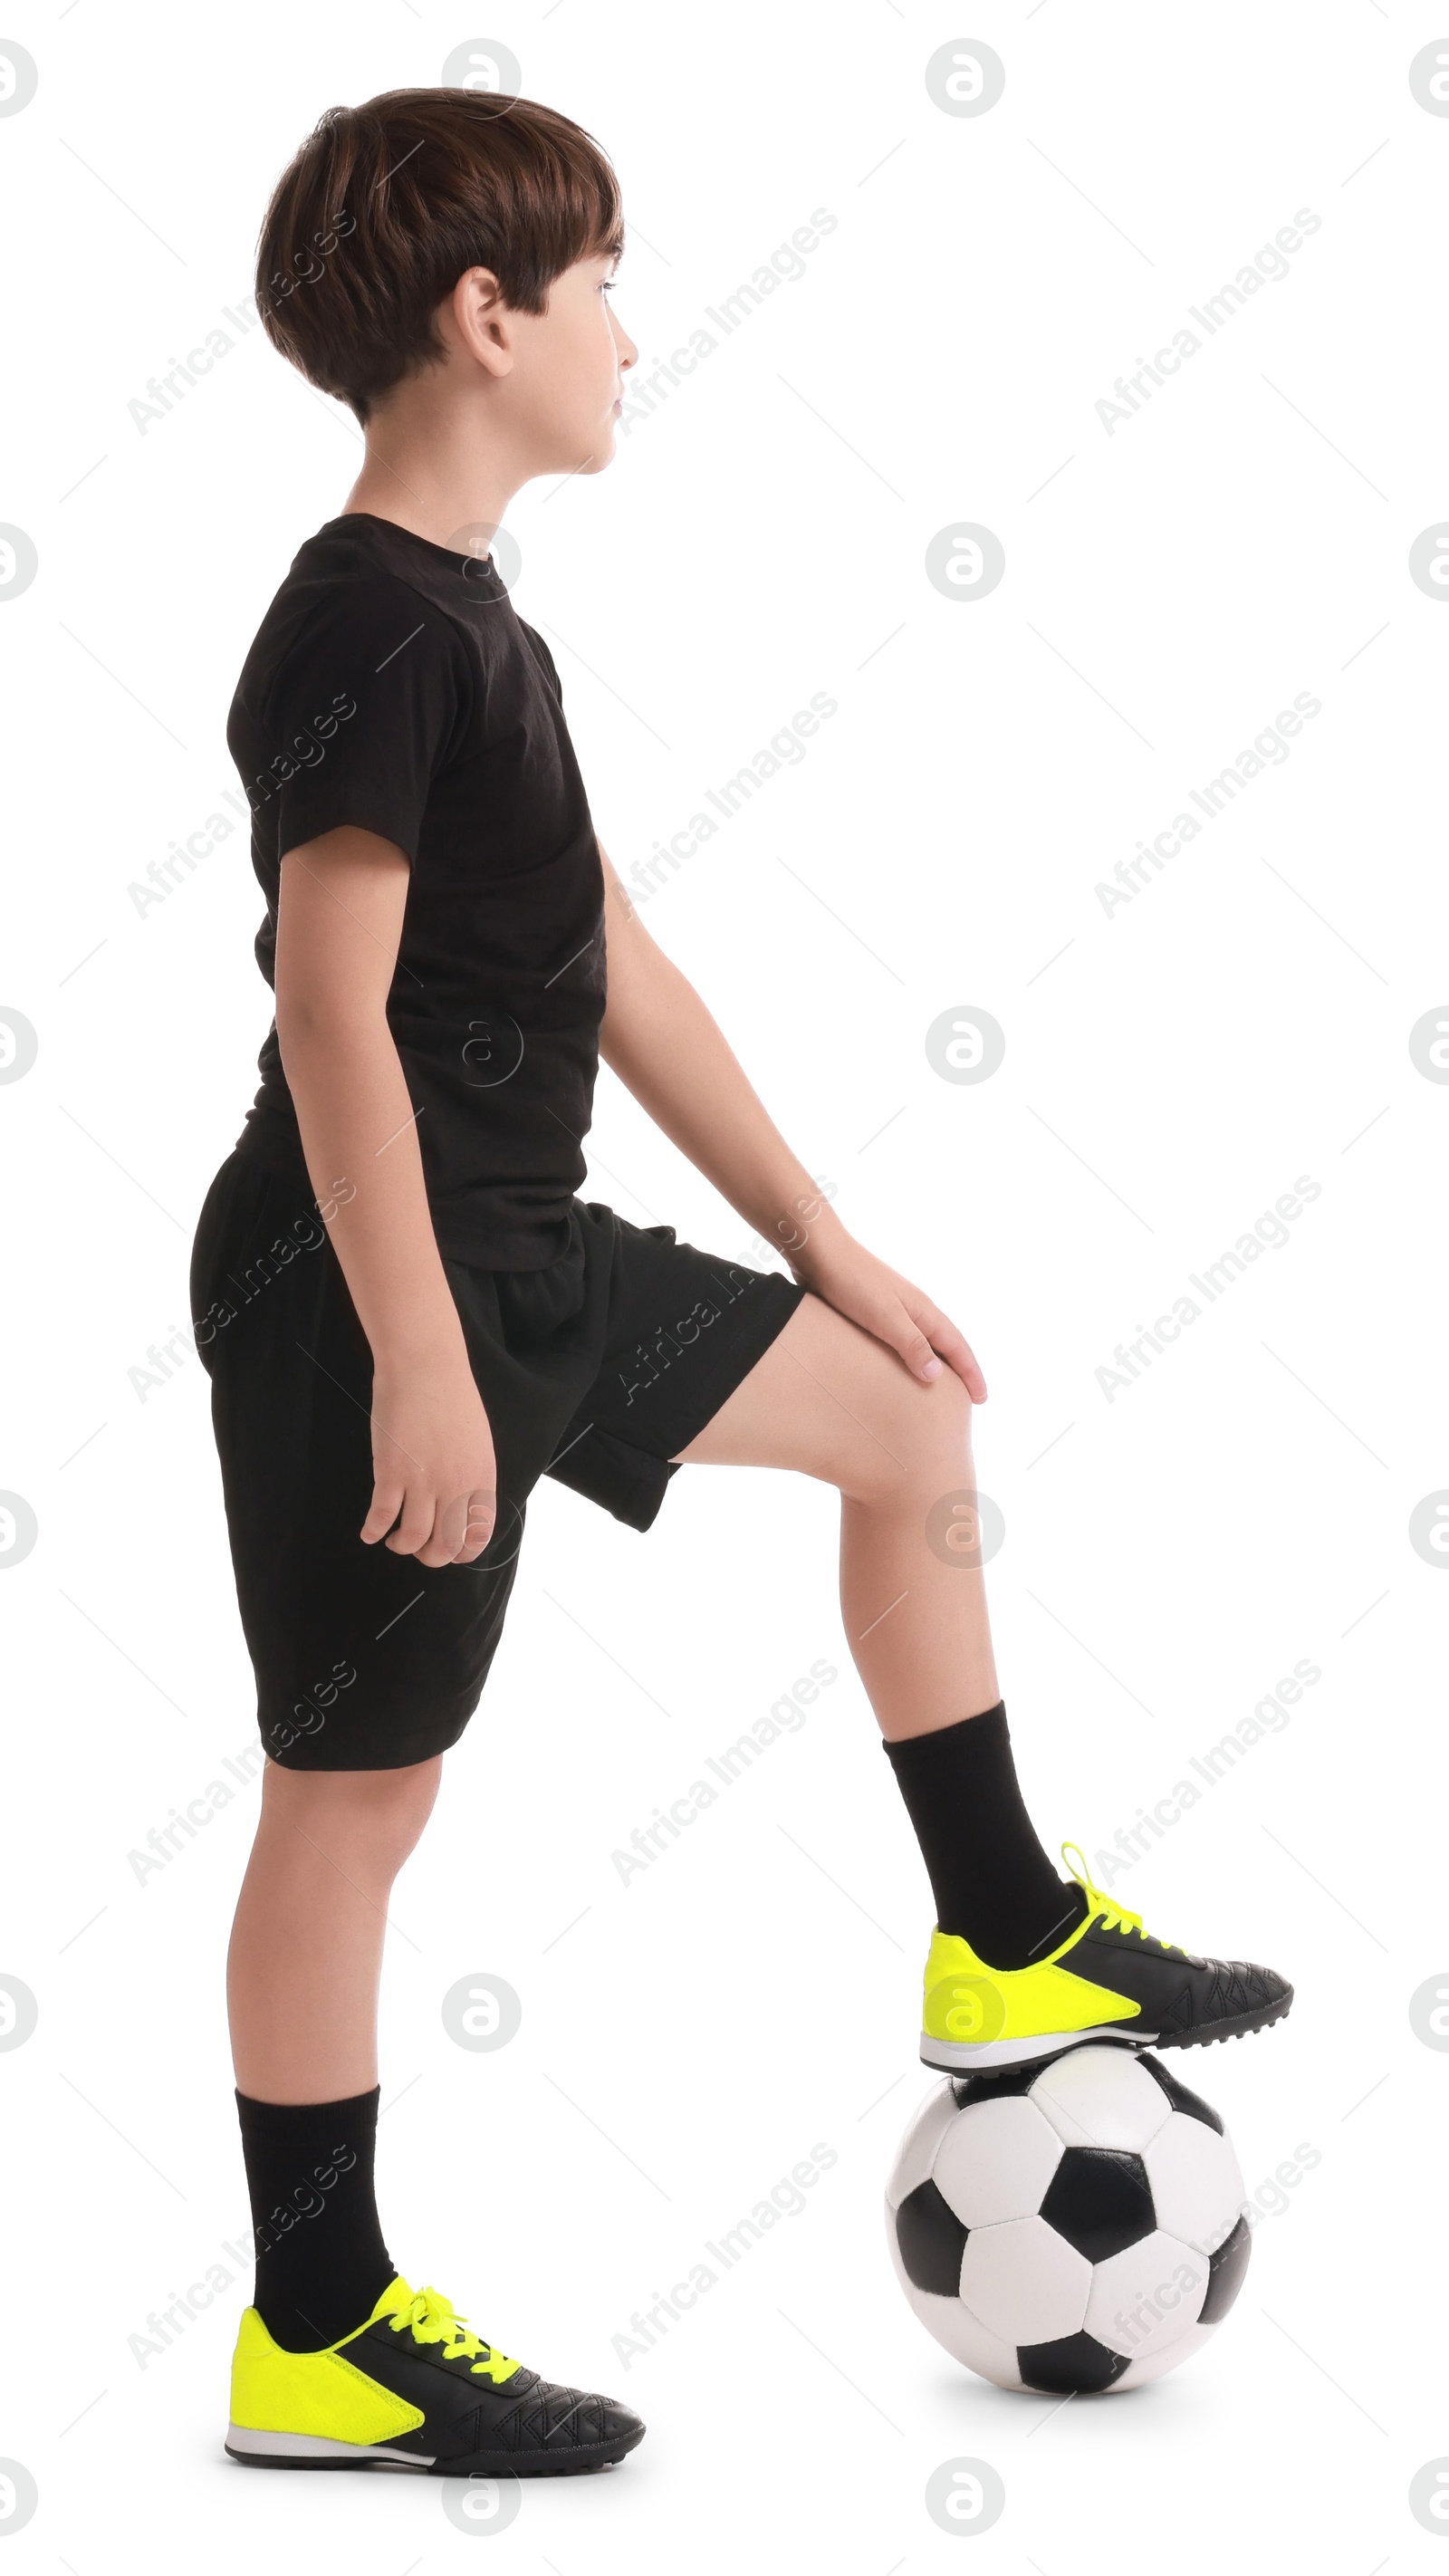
1210, 1956, 1291, 2014
500, 2379, 643, 2456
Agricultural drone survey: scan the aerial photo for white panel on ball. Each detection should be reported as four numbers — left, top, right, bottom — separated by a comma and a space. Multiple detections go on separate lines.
1114, 2321, 1217, 2390
932, 2095, 1064, 2227
1028, 2046, 1176, 2151
959, 2217, 1092, 2345
1141, 2115, 1246, 2254
1084, 2232, 1211, 2362
906, 2285, 1025, 2389
885, 2079, 959, 2213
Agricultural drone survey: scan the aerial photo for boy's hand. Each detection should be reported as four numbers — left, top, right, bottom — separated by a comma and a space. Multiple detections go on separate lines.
789, 1231, 987, 1401
362, 1353, 501, 1565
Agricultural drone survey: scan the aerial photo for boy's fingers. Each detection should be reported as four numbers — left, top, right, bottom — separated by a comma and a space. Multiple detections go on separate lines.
416, 1504, 463, 1568
898, 1323, 945, 1382
412, 1491, 497, 1567
911, 1302, 988, 1402
946, 1337, 988, 1400
360, 1476, 406, 1543
385, 1490, 437, 1555
453, 1492, 497, 1563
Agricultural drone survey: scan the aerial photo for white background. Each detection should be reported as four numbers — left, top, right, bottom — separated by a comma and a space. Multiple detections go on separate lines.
1, 2, 1445, 2567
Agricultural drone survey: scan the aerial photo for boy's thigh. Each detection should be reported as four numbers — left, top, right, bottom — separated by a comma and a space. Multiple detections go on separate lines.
671, 1289, 973, 1497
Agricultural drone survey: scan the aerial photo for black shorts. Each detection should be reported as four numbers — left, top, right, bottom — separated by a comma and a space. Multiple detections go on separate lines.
190, 1150, 807, 1772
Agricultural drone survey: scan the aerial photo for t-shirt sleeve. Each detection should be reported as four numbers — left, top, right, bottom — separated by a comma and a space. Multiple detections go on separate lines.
247, 575, 469, 864
524, 627, 564, 709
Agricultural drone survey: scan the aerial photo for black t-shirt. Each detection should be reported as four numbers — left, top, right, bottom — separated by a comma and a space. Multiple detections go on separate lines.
226, 513, 606, 1269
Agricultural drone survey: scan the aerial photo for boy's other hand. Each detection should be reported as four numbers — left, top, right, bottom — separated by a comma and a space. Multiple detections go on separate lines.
362, 1355, 501, 1565
789, 1233, 987, 1401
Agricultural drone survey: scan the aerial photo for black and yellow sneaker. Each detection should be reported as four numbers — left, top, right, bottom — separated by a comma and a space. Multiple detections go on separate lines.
919, 1843, 1292, 2073
226, 2277, 644, 2475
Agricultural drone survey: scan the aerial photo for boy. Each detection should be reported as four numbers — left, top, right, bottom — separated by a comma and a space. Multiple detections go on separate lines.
192, 87, 1291, 2480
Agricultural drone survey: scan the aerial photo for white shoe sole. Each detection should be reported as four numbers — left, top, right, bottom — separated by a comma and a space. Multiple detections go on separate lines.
226, 2424, 436, 2467
920, 2023, 1152, 2072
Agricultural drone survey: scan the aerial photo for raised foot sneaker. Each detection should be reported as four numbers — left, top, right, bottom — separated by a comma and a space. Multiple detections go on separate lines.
226, 2277, 645, 2476
919, 1843, 1292, 2074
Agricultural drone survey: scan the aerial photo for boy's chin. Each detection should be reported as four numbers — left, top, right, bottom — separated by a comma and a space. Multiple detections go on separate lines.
534, 421, 617, 481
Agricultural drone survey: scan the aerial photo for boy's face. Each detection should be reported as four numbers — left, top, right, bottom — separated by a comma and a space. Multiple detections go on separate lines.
496, 252, 637, 476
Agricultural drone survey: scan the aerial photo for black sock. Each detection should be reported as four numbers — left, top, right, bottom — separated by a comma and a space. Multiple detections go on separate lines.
235, 2085, 396, 2351
883, 1700, 1087, 1970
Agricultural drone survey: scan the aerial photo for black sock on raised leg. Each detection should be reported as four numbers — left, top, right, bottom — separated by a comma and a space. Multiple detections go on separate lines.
235, 2084, 396, 2351
883, 1700, 1087, 1969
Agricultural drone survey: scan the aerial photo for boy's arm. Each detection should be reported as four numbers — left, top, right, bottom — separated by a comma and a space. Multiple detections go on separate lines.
273, 824, 499, 1562
596, 847, 985, 1397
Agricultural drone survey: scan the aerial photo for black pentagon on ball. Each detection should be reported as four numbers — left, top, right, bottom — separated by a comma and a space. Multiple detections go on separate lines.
1199, 2213, 1252, 2322
1138, 2051, 1224, 2133
895, 2178, 968, 2297
1019, 2331, 1130, 2395
1038, 2148, 1156, 2262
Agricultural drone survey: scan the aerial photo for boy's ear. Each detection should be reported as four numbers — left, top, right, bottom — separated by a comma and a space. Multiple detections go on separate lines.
449, 266, 514, 379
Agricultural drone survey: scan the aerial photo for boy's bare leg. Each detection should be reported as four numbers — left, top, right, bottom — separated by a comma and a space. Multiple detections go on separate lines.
670, 1289, 1092, 1977
671, 1292, 999, 1740
228, 1756, 442, 2103
675, 1287, 1293, 2059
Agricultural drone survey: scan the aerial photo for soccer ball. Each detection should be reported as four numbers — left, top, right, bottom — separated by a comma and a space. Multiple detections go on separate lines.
886, 2044, 1251, 2393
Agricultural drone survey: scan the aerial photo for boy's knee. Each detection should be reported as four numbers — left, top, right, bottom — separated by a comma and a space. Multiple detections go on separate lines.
850, 1364, 974, 1504
364, 1759, 442, 1854
905, 1368, 975, 1482
265, 1754, 442, 1876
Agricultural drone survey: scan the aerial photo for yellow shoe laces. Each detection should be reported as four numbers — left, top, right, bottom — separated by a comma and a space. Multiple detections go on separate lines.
389, 2284, 518, 2381
1061, 1841, 1182, 1952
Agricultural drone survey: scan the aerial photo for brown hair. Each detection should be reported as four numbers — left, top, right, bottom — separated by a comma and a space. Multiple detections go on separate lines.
254, 88, 623, 424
